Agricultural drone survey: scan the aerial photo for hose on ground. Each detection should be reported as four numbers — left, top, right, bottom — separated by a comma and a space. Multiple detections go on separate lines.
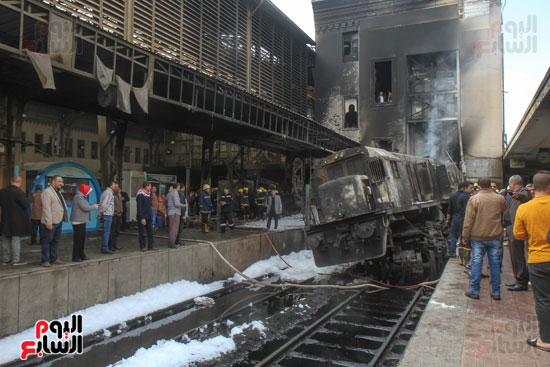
119, 230, 438, 291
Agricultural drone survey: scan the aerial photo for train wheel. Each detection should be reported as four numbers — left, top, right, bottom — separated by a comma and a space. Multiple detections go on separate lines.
423, 249, 437, 281
434, 245, 446, 275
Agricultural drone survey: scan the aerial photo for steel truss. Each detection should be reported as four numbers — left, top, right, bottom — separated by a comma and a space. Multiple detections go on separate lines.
0, 0, 359, 156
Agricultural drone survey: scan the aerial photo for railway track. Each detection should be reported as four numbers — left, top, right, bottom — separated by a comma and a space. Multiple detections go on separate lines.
10, 271, 435, 367
232, 287, 432, 367
7, 274, 310, 367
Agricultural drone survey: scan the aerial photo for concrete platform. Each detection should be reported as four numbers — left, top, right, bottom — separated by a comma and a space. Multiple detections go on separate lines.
400, 248, 550, 367
0, 225, 305, 339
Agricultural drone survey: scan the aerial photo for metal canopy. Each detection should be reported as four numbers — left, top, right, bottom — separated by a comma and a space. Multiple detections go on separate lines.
0, 0, 359, 158
504, 67, 550, 161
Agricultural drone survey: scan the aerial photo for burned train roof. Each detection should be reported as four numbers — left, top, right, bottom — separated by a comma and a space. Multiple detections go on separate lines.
316, 146, 450, 169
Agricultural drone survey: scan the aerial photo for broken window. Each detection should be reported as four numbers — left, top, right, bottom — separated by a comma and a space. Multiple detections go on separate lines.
77, 140, 85, 158
374, 139, 393, 152
407, 51, 458, 121
342, 32, 358, 62
374, 60, 392, 104
409, 121, 459, 162
344, 97, 358, 129
345, 156, 366, 175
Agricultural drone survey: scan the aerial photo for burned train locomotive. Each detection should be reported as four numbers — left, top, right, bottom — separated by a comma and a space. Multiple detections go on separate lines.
306, 147, 462, 282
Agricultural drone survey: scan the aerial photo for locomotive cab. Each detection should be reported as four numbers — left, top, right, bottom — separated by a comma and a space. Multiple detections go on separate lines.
306, 146, 461, 282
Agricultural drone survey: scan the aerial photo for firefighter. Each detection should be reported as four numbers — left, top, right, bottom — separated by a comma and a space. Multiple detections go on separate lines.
235, 188, 243, 219
199, 184, 212, 233
240, 187, 250, 221
255, 187, 267, 220
219, 186, 234, 233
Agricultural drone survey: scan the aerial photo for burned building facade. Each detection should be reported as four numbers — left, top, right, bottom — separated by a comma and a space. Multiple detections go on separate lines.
312, 0, 504, 180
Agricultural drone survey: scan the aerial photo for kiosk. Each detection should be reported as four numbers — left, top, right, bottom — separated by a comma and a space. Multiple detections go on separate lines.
28, 162, 101, 234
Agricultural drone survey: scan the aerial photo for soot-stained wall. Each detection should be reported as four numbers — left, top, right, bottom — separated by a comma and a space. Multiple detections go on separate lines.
312, 0, 504, 180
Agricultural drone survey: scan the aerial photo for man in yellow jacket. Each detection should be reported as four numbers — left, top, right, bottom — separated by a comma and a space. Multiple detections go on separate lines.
513, 171, 550, 353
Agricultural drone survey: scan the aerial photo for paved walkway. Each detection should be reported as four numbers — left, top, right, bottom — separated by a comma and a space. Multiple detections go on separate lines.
400, 246, 550, 367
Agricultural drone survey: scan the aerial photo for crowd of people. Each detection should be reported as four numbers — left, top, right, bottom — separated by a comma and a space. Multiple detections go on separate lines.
447, 173, 550, 353
0, 177, 284, 268
0, 169, 547, 351
188, 186, 274, 221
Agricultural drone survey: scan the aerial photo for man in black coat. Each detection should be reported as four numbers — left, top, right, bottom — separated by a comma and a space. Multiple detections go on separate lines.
0, 176, 30, 266
120, 190, 129, 231
503, 175, 532, 291
136, 182, 156, 251
175, 183, 188, 246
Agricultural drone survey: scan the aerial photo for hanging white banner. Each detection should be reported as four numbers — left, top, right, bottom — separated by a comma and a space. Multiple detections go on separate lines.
96, 56, 113, 91
25, 50, 56, 90
115, 75, 132, 114
132, 72, 153, 114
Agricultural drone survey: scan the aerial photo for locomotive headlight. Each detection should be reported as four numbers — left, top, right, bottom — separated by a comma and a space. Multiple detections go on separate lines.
354, 222, 376, 239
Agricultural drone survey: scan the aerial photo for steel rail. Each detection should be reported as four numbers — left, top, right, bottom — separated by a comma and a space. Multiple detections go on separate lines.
253, 287, 424, 367
254, 288, 368, 367
367, 288, 424, 366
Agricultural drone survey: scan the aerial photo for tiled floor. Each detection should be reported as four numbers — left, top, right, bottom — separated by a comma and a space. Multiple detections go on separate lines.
461, 248, 550, 367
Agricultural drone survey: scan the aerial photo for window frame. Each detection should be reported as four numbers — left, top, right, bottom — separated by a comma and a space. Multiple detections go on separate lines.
34, 134, 43, 153
372, 137, 395, 152
342, 31, 359, 62
343, 96, 359, 130
371, 57, 395, 107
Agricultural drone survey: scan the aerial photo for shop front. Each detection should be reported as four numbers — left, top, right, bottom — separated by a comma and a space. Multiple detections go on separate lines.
27, 162, 101, 233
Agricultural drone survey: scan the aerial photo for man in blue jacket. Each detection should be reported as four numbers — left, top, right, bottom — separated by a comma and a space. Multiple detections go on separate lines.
446, 181, 473, 258
136, 182, 156, 251
199, 184, 212, 233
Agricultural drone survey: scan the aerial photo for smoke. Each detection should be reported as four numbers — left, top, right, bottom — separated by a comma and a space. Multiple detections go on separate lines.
422, 55, 458, 162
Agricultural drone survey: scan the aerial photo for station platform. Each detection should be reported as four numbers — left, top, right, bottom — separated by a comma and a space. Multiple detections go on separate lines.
400, 247, 550, 367
0, 224, 262, 278
0, 224, 305, 339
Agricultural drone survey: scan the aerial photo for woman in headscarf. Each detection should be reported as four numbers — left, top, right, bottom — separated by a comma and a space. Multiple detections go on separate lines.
70, 184, 99, 262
